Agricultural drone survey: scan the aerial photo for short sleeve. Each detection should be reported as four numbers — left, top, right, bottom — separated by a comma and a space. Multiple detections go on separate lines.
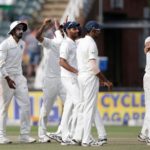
60, 41, 69, 60
88, 41, 98, 60
54, 30, 64, 44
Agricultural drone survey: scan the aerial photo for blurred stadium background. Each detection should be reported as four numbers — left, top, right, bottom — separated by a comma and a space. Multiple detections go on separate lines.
0, 0, 150, 139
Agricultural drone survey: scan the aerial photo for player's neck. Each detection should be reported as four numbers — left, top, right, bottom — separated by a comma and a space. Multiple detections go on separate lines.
12, 35, 22, 43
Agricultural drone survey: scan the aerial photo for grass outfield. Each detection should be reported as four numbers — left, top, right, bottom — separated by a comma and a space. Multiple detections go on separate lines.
0, 126, 149, 150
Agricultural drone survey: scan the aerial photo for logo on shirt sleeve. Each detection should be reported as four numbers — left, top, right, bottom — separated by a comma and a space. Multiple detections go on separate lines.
91, 51, 96, 54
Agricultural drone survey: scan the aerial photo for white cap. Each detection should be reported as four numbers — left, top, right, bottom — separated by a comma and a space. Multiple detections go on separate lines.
8, 20, 28, 34
145, 36, 150, 45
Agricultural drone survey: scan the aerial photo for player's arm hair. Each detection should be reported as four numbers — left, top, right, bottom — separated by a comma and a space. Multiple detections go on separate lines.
59, 58, 78, 74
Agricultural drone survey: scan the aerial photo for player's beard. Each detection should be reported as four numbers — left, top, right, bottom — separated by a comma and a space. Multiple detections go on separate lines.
17, 32, 23, 39
71, 32, 79, 40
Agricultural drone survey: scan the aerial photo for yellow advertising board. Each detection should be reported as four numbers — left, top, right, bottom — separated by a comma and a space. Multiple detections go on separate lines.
7, 91, 145, 125
8, 91, 63, 125
97, 92, 145, 124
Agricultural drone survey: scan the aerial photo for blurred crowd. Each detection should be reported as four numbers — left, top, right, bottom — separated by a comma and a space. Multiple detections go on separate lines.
22, 28, 42, 78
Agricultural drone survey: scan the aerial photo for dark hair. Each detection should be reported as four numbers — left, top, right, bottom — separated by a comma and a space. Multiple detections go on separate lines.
85, 20, 102, 33
63, 21, 80, 33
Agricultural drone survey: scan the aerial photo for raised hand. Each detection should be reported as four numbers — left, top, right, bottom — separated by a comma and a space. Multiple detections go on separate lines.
54, 18, 60, 30
43, 18, 52, 28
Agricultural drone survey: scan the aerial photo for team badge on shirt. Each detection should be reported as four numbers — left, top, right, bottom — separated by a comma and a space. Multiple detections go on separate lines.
20, 45, 23, 49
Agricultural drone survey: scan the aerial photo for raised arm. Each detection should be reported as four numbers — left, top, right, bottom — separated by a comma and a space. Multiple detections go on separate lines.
36, 18, 52, 42
54, 19, 64, 43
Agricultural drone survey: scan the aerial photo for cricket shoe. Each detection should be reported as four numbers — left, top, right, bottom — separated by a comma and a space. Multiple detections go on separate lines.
89, 135, 96, 143
71, 139, 81, 145
137, 133, 147, 142
96, 138, 107, 145
39, 135, 51, 143
82, 138, 103, 147
82, 141, 101, 147
147, 138, 150, 146
61, 139, 74, 146
19, 135, 36, 143
0, 136, 12, 144
47, 132, 62, 143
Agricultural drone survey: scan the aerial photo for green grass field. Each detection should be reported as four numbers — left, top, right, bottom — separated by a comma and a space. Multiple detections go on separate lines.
0, 126, 149, 150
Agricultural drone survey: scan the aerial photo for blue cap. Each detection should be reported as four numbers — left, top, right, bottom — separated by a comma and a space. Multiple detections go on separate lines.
63, 21, 80, 31
85, 20, 103, 32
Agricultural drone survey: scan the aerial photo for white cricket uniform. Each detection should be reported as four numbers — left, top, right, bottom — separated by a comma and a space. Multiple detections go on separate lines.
141, 52, 150, 138
38, 31, 66, 138
59, 37, 82, 141
73, 37, 106, 141
76, 35, 106, 144
0, 35, 31, 137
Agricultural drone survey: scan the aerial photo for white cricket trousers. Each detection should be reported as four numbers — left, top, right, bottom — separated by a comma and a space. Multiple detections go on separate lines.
60, 77, 82, 141
141, 73, 150, 138
0, 75, 31, 137
79, 74, 99, 144
94, 108, 107, 139
73, 107, 107, 141
38, 77, 66, 137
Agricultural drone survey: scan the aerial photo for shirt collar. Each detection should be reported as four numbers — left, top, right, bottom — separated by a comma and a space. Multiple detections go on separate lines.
9, 35, 22, 46
85, 35, 95, 42
66, 36, 76, 44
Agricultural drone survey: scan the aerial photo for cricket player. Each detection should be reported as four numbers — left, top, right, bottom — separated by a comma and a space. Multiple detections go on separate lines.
36, 18, 66, 143
0, 21, 36, 144
59, 21, 83, 145
76, 34, 107, 146
75, 20, 112, 146
138, 36, 150, 146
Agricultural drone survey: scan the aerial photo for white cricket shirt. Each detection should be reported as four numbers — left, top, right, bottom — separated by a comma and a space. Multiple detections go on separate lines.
145, 52, 150, 75
40, 30, 63, 77
0, 35, 25, 77
76, 35, 98, 75
60, 37, 77, 77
